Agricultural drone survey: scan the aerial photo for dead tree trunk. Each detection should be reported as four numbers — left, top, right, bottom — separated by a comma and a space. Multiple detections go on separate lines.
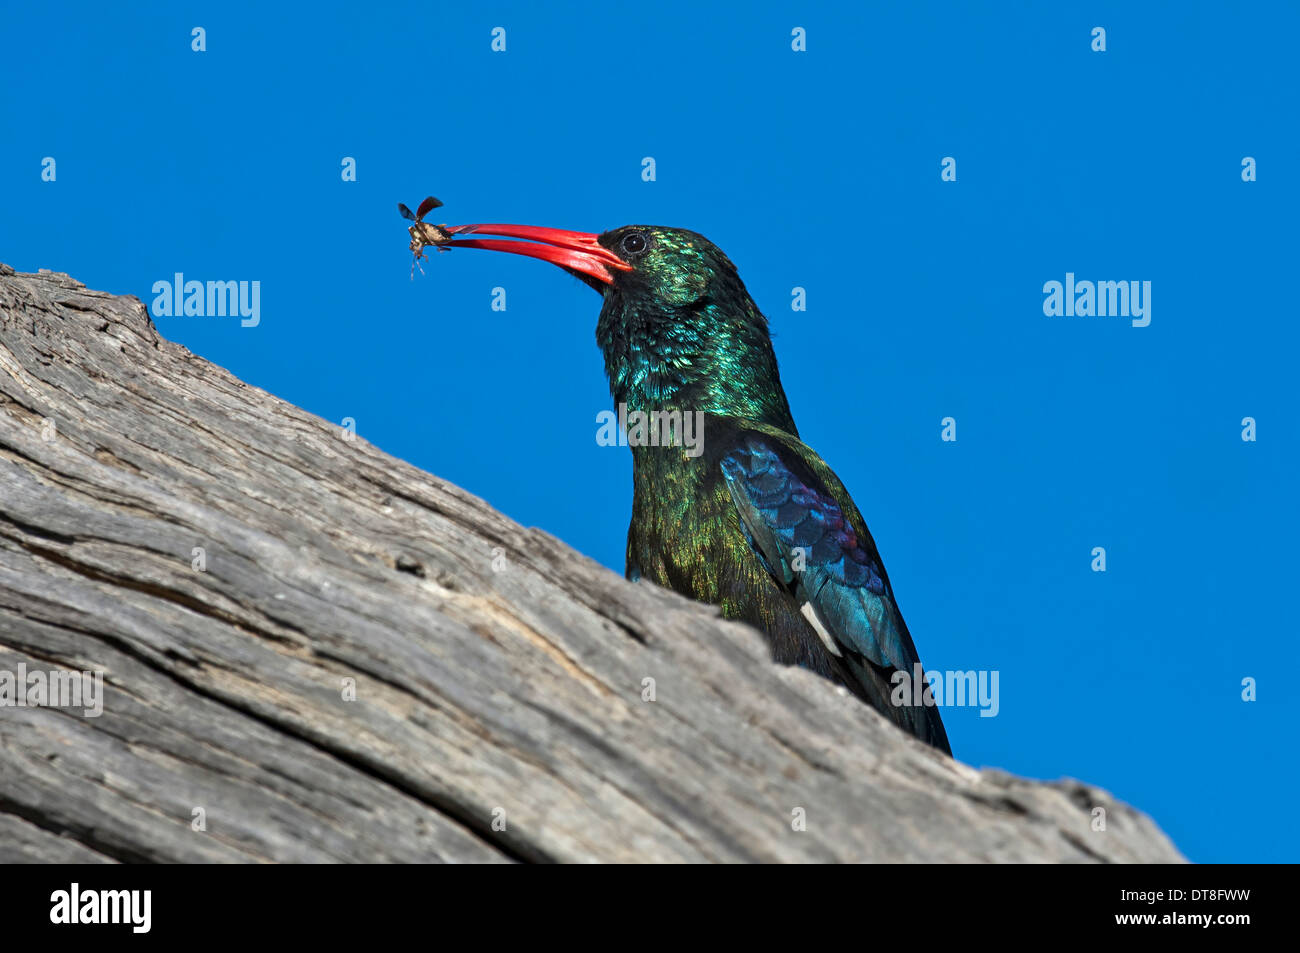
0, 263, 1183, 863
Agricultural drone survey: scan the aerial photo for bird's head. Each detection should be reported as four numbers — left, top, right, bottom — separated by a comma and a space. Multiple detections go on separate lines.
441, 220, 794, 428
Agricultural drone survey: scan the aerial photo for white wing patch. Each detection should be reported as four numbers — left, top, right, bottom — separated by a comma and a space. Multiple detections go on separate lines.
800, 601, 842, 657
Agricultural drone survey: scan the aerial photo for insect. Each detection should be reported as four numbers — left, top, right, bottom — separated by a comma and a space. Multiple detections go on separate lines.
398, 196, 454, 278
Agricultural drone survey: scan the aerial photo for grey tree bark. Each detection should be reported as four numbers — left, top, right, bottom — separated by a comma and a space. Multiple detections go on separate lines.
0, 264, 1183, 863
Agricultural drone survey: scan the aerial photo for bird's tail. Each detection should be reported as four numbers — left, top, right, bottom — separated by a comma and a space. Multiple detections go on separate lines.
836, 654, 952, 756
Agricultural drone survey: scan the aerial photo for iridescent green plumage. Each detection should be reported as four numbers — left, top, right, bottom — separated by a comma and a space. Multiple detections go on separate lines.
596, 228, 796, 428
592, 226, 951, 754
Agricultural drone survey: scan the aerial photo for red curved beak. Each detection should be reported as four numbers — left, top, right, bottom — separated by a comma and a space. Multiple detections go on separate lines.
443, 223, 632, 286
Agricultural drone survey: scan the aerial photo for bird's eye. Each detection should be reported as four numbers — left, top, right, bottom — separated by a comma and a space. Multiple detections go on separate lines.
620, 231, 650, 257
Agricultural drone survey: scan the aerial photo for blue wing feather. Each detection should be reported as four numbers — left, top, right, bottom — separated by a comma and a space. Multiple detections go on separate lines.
720, 437, 914, 673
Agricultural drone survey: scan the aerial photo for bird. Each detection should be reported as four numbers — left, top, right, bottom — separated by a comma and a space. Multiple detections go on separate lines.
437, 220, 952, 754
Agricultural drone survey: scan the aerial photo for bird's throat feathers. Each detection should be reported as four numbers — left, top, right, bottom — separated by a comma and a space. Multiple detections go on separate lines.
595, 278, 797, 434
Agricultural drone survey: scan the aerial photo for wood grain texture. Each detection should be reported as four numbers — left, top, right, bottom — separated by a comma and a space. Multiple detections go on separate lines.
0, 263, 1183, 863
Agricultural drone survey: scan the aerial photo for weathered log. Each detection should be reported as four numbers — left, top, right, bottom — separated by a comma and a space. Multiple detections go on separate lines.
0, 263, 1183, 863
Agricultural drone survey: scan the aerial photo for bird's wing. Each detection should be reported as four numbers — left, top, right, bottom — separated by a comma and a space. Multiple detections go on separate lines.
719, 433, 915, 672
719, 429, 951, 755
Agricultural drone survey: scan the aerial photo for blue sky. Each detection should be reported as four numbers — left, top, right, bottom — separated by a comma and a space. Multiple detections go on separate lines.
3, 1, 1295, 863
